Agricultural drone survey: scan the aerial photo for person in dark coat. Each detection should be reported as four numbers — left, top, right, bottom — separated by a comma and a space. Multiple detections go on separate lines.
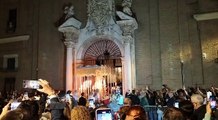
190, 94, 206, 120
78, 92, 87, 106
127, 90, 140, 106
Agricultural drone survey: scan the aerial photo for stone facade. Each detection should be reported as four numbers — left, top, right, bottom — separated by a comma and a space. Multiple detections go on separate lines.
0, 0, 218, 93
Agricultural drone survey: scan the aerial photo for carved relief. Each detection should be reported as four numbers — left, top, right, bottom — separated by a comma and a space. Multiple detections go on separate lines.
64, 41, 75, 48
64, 5, 75, 20
88, 0, 115, 34
122, 0, 132, 16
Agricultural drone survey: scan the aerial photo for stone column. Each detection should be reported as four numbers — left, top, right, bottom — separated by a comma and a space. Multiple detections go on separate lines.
61, 31, 78, 91
117, 19, 138, 92
58, 17, 81, 91
123, 36, 132, 91
121, 57, 126, 94
73, 48, 77, 91
64, 40, 74, 91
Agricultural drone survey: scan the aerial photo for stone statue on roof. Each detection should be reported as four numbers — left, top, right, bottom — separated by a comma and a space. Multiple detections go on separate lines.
64, 5, 75, 20
122, 0, 132, 16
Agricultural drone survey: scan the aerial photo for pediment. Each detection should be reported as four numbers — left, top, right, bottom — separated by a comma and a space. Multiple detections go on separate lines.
58, 17, 81, 32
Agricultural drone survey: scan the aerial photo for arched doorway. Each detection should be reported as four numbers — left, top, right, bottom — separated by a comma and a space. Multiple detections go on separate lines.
77, 39, 123, 96
84, 39, 122, 66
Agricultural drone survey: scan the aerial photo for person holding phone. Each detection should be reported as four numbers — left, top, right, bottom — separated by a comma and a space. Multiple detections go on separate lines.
0, 100, 13, 119
95, 108, 112, 120
88, 92, 96, 109
37, 79, 67, 120
203, 101, 212, 120
10, 101, 21, 110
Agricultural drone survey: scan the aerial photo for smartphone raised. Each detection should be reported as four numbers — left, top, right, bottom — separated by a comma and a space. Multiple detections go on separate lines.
210, 96, 216, 109
10, 101, 21, 110
210, 100, 216, 109
88, 99, 95, 108
174, 102, 179, 108
95, 108, 112, 120
207, 91, 212, 100
23, 80, 40, 89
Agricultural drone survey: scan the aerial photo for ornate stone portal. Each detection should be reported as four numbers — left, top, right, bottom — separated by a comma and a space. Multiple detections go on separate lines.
58, 0, 138, 95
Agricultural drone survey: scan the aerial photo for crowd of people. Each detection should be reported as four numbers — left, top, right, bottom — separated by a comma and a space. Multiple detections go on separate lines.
0, 79, 218, 120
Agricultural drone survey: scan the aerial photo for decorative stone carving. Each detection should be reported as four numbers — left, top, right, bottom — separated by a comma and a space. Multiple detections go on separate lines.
88, 0, 115, 34
116, 7, 138, 38
63, 32, 78, 43
64, 41, 75, 48
123, 35, 133, 44
116, 11, 133, 20
64, 5, 75, 20
122, 0, 132, 16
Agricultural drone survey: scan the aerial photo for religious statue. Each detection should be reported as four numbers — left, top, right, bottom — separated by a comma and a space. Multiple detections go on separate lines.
122, 0, 132, 16
64, 5, 75, 20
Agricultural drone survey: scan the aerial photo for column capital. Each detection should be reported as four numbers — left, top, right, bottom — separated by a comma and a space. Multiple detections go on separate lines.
117, 19, 138, 36
64, 41, 75, 48
58, 17, 81, 46
63, 32, 78, 43
123, 35, 133, 44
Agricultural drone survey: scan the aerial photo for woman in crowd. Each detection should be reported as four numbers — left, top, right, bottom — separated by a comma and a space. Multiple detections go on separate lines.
178, 100, 194, 120
71, 106, 91, 120
163, 107, 185, 120
125, 105, 147, 120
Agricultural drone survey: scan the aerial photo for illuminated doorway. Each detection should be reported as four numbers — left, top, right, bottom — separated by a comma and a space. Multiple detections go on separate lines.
77, 39, 122, 96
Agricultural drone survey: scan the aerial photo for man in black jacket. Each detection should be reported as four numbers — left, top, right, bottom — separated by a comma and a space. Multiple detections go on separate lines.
127, 90, 140, 106
78, 92, 87, 106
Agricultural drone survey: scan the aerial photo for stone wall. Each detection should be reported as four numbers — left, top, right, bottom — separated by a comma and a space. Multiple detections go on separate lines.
133, 0, 218, 90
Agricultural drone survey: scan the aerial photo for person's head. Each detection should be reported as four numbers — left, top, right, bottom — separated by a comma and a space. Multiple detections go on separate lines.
118, 106, 131, 120
58, 90, 66, 101
179, 100, 194, 119
191, 94, 204, 109
177, 89, 186, 99
81, 92, 85, 97
125, 105, 147, 120
163, 107, 185, 120
124, 97, 132, 106
139, 90, 146, 97
126, 90, 131, 94
162, 84, 167, 88
40, 112, 51, 120
71, 106, 91, 120
116, 88, 121, 94
132, 90, 136, 94
17, 100, 39, 120
27, 92, 35, 100
168, 91, 174, 98
66, 90, 72, 94
1, 109, 25, 120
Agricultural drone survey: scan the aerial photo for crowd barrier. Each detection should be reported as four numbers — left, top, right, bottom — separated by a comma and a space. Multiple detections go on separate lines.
143, 106, 168, 120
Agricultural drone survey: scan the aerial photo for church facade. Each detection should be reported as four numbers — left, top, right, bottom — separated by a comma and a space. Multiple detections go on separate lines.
0, 0, 218, 94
